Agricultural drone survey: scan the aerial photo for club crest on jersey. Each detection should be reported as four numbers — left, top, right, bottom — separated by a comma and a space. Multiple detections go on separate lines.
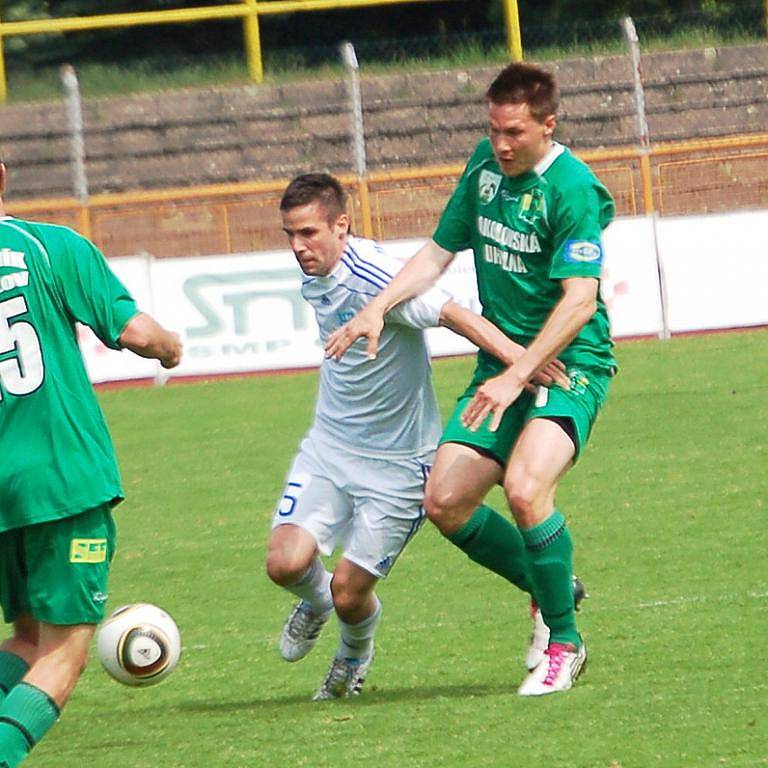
478, 170, 502, 205
518, 189, 545, 224
564, 240, 603, 264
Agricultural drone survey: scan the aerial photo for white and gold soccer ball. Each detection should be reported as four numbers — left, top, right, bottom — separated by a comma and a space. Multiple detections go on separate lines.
97, 603, 181, 687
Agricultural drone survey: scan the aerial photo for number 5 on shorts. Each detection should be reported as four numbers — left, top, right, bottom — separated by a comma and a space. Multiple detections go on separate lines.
277, 482, 303, 517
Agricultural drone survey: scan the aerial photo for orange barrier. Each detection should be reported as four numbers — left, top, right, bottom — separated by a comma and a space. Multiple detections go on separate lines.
7, 133, 768, 258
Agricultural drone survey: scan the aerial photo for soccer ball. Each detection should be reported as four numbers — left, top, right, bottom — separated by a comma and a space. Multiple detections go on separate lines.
97, 603, 181, 687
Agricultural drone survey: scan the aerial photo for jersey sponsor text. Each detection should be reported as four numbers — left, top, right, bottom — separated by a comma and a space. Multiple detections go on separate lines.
477, 215, 542, 254
483, 244, 528, 274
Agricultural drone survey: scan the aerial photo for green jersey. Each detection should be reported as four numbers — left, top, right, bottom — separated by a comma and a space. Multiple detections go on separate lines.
0, 217, 139, 533
433, 139, 616, 373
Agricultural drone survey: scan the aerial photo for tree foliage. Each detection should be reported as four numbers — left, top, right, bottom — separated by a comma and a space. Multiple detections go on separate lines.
1, 0, 758, 66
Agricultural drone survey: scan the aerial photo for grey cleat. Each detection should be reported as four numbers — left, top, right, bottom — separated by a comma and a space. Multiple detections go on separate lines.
312, 646, 375, 701
279, 600, 332, 662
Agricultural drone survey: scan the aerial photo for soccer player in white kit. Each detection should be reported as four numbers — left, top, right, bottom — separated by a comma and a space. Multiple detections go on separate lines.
267, 173, 559, 700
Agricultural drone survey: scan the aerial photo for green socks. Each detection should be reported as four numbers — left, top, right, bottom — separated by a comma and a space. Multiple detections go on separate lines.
0, 682, 59, 767
448, 504, 534, 595
520, 509, 580, 646
0, 653, 29, 704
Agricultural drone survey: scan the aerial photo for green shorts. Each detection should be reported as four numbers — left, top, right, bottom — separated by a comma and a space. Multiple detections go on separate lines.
441, 366, 612, 466
0, 504, 117, 626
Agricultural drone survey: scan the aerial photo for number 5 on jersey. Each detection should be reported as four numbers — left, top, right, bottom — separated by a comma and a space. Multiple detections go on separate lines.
0, 295, 44, 399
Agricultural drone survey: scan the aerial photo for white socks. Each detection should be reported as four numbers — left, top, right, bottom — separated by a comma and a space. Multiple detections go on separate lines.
286, 558, 333, 614
338, 595, 382, 661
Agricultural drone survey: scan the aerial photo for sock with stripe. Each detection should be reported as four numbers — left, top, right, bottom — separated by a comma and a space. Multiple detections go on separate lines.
338, 596, 381, 661
284, 558, 333, 615
520, 509, 580, 647
0, 682, 59, 767
0, 654, 29, 705
447, 504, 534, 595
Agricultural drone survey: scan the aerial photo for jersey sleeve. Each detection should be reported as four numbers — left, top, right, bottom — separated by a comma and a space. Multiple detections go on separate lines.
432, 140, 490, 253
386, 285, 451, 330
55, 230, 139, 349
548, 178, 615, 280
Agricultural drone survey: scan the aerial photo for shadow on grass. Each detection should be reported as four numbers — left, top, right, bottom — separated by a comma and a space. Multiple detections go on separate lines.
170, 680, 517, 714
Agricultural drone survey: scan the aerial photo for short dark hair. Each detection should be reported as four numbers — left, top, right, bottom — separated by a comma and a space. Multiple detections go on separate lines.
280, 173, 347, 224
486, 62, 559, 122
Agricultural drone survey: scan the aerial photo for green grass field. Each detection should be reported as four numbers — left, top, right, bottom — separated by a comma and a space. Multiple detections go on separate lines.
22, 328, 768, 767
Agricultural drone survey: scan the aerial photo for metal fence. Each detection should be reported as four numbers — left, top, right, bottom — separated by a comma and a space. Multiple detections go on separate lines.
7, 131, 768, 259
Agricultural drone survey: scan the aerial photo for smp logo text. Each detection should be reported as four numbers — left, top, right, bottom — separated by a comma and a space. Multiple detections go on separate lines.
182, 269, 315, 358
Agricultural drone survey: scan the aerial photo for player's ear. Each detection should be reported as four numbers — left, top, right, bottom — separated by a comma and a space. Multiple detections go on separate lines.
0, 162, 6, 196
542, 114, 556, 137
335, 212, 350, 237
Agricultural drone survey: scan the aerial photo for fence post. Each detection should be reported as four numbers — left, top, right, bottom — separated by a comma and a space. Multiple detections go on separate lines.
341, 42, 373, 239
501, 0, 523, 61
622, 17, 669, 339
0, 14, 7, 102
60, 64, 92, 239
622, 16, 653, 216
243, 0, 263, 83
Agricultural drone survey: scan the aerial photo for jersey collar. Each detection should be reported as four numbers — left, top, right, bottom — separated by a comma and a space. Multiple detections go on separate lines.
500, 142, 566, 192
533, 142, 566, 175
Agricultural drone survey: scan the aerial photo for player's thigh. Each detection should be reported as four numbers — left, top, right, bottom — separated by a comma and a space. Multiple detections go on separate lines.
440, 389, 533, 466
345, 455, 431, 580
505, 417, 576, 506
272, 447, 353, 558
526, 367, 612, 462
23, 504, 116, 626
426, 441, 504, 512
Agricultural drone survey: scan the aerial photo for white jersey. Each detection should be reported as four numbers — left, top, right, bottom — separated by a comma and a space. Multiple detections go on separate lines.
301, 235, 449, 459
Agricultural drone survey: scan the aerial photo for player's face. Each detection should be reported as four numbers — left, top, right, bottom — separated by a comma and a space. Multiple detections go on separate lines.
488, 101, 556, 177
282, 201, 349, 276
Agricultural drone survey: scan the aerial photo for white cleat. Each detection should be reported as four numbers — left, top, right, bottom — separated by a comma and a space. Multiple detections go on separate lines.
526, 606, 550, 671
525, 575, 588, 671
313, 647, 374, 701
518, 641, 587, 696
279, 600, 332, 662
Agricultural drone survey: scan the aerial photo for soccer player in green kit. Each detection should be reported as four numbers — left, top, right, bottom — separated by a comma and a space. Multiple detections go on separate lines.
0, 160, 182, 765
326, 62, 616, 696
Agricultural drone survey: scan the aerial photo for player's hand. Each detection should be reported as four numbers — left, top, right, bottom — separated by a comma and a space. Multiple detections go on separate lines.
461, 370, 527, 433
325, 304, 385, 361
160, 333, 183, 369
533, 359, 570, 389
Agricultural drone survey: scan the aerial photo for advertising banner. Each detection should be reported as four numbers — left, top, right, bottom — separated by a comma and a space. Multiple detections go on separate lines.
79, 211, 765, 384
656, 210, 768, 332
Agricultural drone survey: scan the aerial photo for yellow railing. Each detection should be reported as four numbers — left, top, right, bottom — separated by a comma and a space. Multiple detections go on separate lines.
7, 132, 768, 258
0, 0, 524, 100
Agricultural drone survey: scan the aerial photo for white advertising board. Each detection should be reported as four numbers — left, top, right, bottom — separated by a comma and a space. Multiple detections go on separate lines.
78, 256, 158, 384
78, 210, 766, 384
601, 216, 665, 338
656, 210, 768, 333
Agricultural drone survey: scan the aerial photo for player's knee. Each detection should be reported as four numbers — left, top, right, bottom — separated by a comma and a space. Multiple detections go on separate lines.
503, 476, 538, 521
424, 485, 470, 533
330, 578, 368, 619
265, 551, 311, 587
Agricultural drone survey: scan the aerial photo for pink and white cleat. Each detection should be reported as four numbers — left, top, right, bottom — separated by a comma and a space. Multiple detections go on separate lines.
518, 640, 587, 696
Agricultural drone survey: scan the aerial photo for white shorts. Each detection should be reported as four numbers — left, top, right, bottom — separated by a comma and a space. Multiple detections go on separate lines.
272, 434, 432, 578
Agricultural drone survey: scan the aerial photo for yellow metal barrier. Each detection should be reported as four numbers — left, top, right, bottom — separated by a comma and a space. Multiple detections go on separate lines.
0, 0, 468, 100
501, 0, 523, 61
7, 133, 768, 258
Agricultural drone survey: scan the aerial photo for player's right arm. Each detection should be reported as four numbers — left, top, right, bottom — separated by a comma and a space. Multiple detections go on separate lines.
119, 313, 182, 370
439, 301, 569, 389
325, 238, 454, 361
